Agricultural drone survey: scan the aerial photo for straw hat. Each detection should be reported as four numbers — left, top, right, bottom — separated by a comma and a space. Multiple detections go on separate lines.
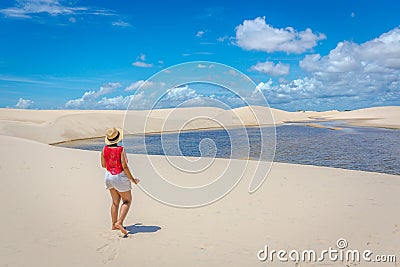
105, 127, 123, 145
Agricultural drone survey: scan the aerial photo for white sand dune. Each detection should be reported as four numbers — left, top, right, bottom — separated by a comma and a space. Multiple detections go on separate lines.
0, 107, 399, 266
0, 135, 399, 266
0, 106, 399, 144
311, 106, 400, 129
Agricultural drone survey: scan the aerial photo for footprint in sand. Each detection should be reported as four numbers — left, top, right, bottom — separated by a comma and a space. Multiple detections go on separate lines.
96, 233, 120, 263
394, 224, 399, 234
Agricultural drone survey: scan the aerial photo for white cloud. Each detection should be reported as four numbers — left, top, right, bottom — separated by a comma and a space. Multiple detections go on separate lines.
0, 0, 82, 18
132, 61, 153, 68
64, 82, 154, 110
132, 54, 153, 68
154, 85, 223, 108
112, 20, 131, 27
98, 82, 121, 94
125, 80, 146, 91
138, 54, 146, 61
250, 61, 290, 76
217, 36, 229, 42
166, 85, 198, 101
68, 17, 76, 23
299, 27, 400, 93
125, 80, 155, 91
197, 63, 214, 69
235, 16, 326, 54
182, 51, 213, 57
0, 0, 112, 19
97, 92, 145, 109
0, 75, 52, 84
196, 30, 205, 37
257, 27, 400, 110
15, 98, 35, 109
65, 82, 122, 109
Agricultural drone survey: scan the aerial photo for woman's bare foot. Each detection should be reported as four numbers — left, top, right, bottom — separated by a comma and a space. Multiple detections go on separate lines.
112, 224, 126, 230
114, 222, 128, 235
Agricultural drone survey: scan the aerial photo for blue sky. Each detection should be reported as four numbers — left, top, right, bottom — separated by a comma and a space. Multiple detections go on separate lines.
0, 0, 399, 111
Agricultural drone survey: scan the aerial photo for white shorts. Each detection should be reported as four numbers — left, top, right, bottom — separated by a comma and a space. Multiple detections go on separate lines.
104, 170, 132, 192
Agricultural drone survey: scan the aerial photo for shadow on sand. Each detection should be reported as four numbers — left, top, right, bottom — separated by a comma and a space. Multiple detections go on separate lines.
125, 223, 161, 236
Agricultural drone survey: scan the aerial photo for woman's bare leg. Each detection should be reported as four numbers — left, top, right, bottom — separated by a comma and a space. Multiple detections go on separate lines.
114, 190, 132, 235
109, 188, 121, 230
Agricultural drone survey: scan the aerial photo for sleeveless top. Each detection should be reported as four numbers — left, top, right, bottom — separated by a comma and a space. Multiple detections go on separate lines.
103, 146, 124, 175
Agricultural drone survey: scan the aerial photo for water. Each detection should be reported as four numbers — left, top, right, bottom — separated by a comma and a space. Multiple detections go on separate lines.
275, 124, 400, 175
56, 124, 400, 175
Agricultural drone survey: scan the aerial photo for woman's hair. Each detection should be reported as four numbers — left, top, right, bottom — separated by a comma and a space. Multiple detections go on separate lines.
107, 143, 119, 147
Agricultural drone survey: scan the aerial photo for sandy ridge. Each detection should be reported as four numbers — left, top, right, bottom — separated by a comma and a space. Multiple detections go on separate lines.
0, 135, 399, 266
0, 106, 399, 144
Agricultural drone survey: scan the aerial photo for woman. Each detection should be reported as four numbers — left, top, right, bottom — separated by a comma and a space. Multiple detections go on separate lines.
101, 127, 139, 235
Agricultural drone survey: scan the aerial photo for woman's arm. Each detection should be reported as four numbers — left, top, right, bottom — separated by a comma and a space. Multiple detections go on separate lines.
121, 148, 140, 184
101, 149, 106, 168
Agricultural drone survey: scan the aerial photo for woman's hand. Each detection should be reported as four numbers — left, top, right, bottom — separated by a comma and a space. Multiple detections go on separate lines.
132, 178, 140, 184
